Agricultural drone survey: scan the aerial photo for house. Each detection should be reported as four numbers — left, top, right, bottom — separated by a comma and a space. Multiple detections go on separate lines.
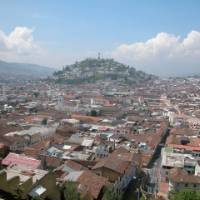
23, 139, 51, 159
63, 170, 108, 200
0, 165, 60, 200
47, 146, 64, 157
161, 147, 199, 181
55, 160, 87, 177
166, 134, 200, 158
4, 125, 56, 151
44, 156, 63, 169
92, 147, 136, 193
169, 168, 200, 191
1, 153, 41, 170
95, 144, 113, 158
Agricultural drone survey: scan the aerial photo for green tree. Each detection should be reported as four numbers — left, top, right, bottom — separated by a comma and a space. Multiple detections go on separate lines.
103, 187, 122, 200
90, 109, 97, 116
41, 118, 48, 125
62, 181, 81, 200
33, 91, 39, 98
13, 186, 25, 200
170, 189, 200, 200
31, 196, 44, 200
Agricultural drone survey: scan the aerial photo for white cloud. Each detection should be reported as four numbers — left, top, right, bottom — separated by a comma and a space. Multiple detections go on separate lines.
111, 31, 200, 76
1, 27, 200, 76
0, 26, 83, 68
0, 26, 40, 54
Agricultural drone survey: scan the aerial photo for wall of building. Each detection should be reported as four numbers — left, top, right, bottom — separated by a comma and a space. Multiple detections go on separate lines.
169, 180, 200, 191
0, 171, 33, 199
37, 172, 60, 200
93, 167, 120, 183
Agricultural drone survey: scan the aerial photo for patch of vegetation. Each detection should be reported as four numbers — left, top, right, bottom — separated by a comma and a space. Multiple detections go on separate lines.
103, 186, 123, 200
169, 189, 200, 200
61, 181, 82, 200
53, 58, 156, 85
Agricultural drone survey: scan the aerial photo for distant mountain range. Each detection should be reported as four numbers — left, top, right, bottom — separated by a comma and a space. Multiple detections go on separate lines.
53, 58, 156, 85
0, 60, 55, 82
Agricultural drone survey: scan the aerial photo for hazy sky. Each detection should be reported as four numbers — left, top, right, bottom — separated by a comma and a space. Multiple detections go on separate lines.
0, 0, 200, 76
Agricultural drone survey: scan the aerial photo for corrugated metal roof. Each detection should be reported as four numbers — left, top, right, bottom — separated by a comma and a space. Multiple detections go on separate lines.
29, 185, 47, 197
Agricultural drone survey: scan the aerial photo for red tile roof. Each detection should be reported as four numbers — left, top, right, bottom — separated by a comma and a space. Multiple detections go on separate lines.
2, 152, 41, 169
65, 160, 86, 171
170, 128, 195, 136
78, 170, 108, 199
93, 147, 133, 174
45, 156, 62, 168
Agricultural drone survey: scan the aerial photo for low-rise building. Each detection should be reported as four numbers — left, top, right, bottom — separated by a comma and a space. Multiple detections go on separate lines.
1, 152, 41, 170
92, 147, 136, 193
0, 165, 60, 200
169, 168, 200, 191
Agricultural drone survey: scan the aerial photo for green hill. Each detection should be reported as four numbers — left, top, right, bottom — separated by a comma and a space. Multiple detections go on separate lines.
53, 58, 156, 85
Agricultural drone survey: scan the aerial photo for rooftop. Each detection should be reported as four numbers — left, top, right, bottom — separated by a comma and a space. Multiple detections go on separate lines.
2, 152, 41, 169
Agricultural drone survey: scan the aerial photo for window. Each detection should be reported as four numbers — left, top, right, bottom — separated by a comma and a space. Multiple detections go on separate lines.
194, 184, 197, 188
185, 183, 188, 187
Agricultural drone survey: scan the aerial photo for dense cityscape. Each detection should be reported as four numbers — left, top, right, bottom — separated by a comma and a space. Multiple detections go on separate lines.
1, 1, 200, 200
0, 57, 200, 200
